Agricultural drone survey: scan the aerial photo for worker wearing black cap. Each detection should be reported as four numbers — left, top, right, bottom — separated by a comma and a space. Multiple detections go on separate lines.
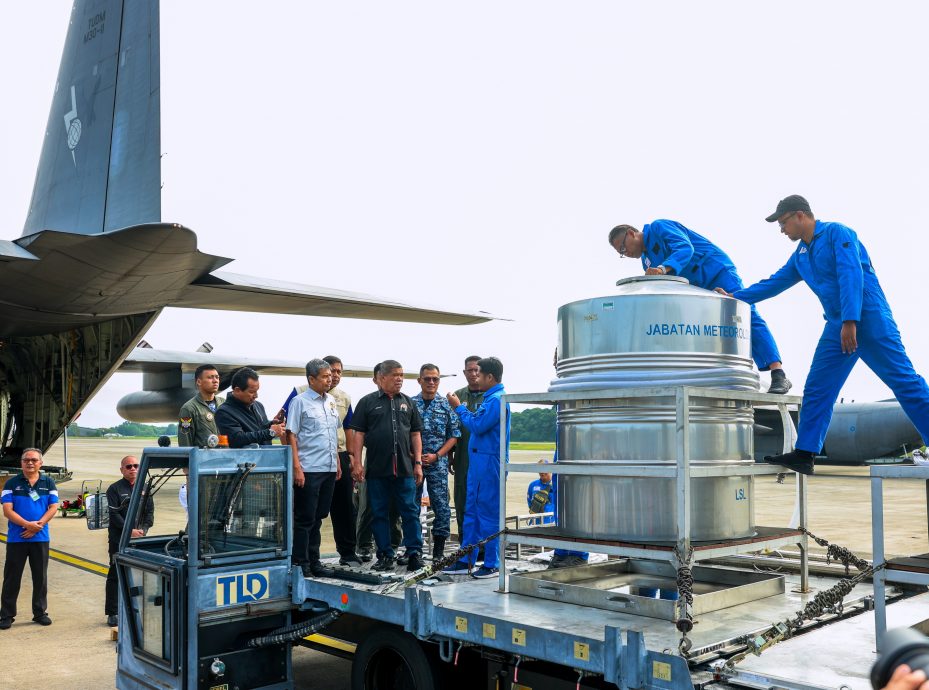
609, 220, 792, 394
718, 195, 929, 475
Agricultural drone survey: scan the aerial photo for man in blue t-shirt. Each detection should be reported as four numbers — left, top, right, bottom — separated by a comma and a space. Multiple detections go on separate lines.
1, 448, 59, 629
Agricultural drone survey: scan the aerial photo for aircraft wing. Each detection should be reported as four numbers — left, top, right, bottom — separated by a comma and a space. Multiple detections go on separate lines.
171, 270, 499, 325
119, 349, 415, 379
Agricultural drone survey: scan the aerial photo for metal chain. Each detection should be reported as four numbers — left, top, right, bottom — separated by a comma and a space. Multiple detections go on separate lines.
380, 529, 505, 594
723, 529, 883, 670
799, 527, 870, 574
675, 546, 695, 656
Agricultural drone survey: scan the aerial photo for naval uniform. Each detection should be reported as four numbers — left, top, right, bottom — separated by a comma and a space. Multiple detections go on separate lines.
641, 219, 783, 371
734, 219, 929, 454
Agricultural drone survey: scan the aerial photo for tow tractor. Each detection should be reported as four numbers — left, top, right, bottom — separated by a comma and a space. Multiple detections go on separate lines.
59, 479, 101, 518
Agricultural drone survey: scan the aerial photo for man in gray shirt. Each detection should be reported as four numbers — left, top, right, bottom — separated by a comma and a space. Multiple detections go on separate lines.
286, 359, 340, 577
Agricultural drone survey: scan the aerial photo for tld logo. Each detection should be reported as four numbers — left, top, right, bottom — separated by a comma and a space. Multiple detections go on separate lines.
216, 570, 270, 606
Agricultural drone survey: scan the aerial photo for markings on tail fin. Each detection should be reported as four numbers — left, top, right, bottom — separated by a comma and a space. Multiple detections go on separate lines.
64, 85, 82, 166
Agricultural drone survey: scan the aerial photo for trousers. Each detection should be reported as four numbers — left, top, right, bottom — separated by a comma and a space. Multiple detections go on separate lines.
293, 471, 336, 565
798, 310, 929, 453
1, 541, 49, 620
366, 476, 422, 557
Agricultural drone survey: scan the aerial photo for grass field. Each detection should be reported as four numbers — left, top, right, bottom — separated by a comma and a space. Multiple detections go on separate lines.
510, 442, 555, 451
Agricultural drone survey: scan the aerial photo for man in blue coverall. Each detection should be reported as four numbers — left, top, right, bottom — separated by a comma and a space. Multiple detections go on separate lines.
719, 195, 929, 476
610, 220, 792, 394
443, 357, 510, 579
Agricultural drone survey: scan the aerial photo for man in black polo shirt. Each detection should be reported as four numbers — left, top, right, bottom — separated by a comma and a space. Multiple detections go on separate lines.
349, 360, 425, 572
216, 367, 285, 448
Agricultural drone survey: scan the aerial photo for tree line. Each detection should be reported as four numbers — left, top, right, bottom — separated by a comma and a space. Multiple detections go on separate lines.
67, 421, 178, 437
67, 408, 554, 442
509, 407, 555, 442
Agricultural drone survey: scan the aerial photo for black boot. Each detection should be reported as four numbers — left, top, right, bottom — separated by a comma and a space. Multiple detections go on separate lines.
767, 369, 793, 395
764, 449, 814, 475
432, 537, 446, 561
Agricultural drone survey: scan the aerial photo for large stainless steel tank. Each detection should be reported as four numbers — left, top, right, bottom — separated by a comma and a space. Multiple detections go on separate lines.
554, 276, 758, 542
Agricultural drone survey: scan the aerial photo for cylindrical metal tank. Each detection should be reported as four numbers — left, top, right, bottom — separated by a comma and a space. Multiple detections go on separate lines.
554, 275, 758, 542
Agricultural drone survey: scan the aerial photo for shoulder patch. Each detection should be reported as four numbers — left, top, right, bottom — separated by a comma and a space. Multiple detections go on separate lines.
179, 417, 193, 430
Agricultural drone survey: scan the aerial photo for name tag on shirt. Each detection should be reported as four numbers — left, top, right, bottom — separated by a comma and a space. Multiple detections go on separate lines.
29, 489, 40, 501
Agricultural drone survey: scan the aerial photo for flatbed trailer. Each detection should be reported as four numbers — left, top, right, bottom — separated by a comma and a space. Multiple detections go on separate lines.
294, 557, 917, 690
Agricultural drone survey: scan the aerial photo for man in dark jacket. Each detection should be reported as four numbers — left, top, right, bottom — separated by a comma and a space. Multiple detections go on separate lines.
105, 455, 154, 627
216, 367, 285, 448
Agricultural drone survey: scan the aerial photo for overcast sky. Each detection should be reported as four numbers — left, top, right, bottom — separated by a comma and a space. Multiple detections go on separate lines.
3, 2, 928, 427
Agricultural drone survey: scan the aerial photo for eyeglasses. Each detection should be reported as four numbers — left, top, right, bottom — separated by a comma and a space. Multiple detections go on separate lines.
777, 212, 796, 228
421, 376, 440, 383
123, 464, 140, 470
22, 459, 39, 464
618, 232, 629, 258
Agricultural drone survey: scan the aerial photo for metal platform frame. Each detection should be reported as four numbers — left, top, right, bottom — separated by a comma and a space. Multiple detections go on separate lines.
870, 463, 929, 652
497, 386, 809, 593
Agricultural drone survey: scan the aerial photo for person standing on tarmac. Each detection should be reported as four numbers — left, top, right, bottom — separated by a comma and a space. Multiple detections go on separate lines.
717, 195, 929, 476
609, 220, 792, 395
104, 455, 154, 627
0, 448, 58, 630
444, 357, 510, 580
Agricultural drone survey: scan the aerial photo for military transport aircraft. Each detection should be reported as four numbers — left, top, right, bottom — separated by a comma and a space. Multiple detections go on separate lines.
0, 0, 492, 463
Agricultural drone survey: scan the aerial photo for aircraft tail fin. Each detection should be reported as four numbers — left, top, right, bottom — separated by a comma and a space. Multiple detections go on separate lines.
22, 0, 161, 237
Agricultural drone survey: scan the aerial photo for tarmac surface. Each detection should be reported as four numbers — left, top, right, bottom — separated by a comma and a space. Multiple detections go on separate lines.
1, 437, 927, 689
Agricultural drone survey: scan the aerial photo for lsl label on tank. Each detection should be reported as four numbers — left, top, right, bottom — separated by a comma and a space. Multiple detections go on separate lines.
645, 322, 748, 339
216, 569, 270, 606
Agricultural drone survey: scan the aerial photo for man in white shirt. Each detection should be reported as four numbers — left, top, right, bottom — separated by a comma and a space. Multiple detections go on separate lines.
286, 359, 341, 577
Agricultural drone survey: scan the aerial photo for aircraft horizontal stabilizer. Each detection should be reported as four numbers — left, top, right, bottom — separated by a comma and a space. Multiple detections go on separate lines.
172, 270, 500, 325
0, 239, 38, 262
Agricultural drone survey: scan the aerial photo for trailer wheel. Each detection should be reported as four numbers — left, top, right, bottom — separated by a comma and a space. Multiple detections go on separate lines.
351, 626, 438, 690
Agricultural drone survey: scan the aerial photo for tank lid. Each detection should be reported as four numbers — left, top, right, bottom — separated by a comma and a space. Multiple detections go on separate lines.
615, 275, 689, 287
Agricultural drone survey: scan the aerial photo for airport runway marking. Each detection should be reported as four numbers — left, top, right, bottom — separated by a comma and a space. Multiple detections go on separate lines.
0, 532, 109, 577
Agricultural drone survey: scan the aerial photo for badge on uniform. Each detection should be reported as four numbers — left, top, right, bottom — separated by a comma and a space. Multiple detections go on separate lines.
180, 417, 193, 430
205, 412, 214, 422
400, 403, 408, 412
29, 489, 40, 501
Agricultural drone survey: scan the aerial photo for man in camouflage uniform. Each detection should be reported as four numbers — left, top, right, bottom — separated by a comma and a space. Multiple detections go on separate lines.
178, 365, 223, 447
450, 356, 483, 541
412, 363, 460, 560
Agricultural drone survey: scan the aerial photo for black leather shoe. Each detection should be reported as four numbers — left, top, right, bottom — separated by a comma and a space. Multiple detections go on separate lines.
339, 554, 362, 567
406, 552, 425, 572
309, 561, 327, 577
33, 614, 52, 626
0, 619, 12, 630
359, 549, 373, 563
767, 372, 793, 395
106, 615, 118, 628
764, 450, 814, 475
431, 537, 446, 561
372, 556, 396, 572
396, 552, 409, 566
